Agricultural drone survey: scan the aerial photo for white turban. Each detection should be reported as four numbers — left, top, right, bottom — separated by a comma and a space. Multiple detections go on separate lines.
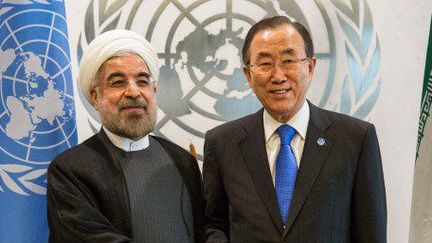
79, 29, 159, 104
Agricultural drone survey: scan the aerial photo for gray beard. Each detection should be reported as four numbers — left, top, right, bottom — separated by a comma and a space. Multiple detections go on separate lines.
99, 100, 158, 140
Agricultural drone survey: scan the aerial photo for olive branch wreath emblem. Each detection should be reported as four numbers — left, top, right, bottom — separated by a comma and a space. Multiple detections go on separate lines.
0, 165, 46, 195
73, 0, 381, 161
78, 0, 380, 120
331, 0, 381, 119
0, 0, 71, 196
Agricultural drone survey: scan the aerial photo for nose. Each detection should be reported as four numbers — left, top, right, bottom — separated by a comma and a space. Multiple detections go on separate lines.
270, 63, 287, 83
124, 81, 141, 99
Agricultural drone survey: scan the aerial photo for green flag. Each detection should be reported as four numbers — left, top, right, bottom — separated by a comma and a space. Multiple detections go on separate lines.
410, 15, 432, 243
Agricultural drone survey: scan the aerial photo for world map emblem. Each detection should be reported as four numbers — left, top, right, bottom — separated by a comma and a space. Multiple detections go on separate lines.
79, 0, 381, 159
0, 4, 77, 195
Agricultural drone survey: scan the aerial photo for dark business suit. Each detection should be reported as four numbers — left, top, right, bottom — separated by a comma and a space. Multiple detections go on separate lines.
47, 130, 204, 243
203, 101, 386, 243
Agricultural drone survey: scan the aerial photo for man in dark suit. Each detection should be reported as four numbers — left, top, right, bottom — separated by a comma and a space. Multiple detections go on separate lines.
203, 16, 386, 242
47, 30, 203, 242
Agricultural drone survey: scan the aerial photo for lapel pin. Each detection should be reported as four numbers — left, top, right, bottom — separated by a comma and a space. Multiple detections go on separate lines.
317, 138, 326, 146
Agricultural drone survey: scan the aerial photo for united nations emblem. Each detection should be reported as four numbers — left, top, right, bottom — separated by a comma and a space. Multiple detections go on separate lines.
79, 0, 381, 159
0, 3, 77, 195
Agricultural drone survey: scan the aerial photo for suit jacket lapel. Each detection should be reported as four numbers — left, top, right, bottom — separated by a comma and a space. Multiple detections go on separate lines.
239, 109, 284, 234
282, 102, 334, 238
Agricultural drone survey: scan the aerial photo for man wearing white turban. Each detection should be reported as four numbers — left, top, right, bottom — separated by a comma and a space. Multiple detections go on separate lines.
47, 30, 204, 243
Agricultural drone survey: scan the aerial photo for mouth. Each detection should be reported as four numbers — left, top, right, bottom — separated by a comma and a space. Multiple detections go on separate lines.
270, 88, 291, 94
119, 104, 147, 113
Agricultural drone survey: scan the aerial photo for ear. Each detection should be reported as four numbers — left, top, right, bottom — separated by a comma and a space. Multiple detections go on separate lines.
90, 88, 100, 111
308, 56, 317, 80
243, 66, 253, 87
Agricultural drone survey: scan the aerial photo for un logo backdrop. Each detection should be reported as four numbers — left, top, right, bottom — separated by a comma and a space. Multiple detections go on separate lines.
78, 0, 381, 159
0, 0, 77, 242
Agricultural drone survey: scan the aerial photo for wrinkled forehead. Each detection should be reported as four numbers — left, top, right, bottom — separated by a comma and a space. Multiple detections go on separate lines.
255, 48, 302, 60
98, 53, 150, 75
250, 25, 306, 59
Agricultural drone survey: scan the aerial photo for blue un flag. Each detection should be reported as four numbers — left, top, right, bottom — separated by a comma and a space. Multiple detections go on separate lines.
0, 0, 77, 242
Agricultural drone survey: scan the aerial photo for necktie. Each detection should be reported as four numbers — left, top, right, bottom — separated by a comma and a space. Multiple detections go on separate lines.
275, 124, 298, 226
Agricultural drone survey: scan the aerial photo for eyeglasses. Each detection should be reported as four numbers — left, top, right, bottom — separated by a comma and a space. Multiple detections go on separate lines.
246, 57, 311, 75
99, 72, 156, 91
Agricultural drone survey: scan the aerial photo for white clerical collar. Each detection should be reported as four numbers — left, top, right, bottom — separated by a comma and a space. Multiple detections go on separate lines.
263, 100, 310, 143
103, 127, 150, 152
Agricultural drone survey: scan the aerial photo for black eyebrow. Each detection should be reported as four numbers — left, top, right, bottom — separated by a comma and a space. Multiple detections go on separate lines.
107, 72, 125, 81
280, 49, 297, 56
106, 72, 151, 82
136, 72, 151, 78
256, 52, 272, 59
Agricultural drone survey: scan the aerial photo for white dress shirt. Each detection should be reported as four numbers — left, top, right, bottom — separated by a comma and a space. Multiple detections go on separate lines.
103, 127, 150, 151
264, 101, 310, 185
